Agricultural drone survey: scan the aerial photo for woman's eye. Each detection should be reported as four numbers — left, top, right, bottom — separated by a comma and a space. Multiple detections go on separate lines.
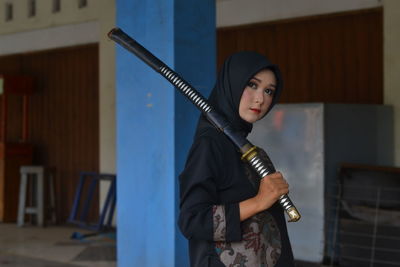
247, 81, 257, 89
264, 88, 274, 96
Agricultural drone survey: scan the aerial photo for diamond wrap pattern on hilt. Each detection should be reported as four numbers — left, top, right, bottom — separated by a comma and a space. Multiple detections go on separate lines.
278, 195, 294, 212
248, 154, 275, 178
242, 146, 301, 222
160, 66, 212, 113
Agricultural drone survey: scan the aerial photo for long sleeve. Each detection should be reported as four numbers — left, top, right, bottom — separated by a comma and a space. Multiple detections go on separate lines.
178, 137, 242, 243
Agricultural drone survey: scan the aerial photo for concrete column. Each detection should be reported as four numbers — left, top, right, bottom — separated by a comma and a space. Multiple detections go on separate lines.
115, 0, 216, 266
384, 0, 400, 166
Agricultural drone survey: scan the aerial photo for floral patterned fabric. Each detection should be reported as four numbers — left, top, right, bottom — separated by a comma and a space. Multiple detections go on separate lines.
213, 148, 282, 266
213, 205, 227, 241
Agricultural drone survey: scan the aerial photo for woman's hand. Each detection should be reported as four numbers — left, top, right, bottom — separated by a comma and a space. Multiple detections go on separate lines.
239, 172, 289, 221
253, 172, 289, 212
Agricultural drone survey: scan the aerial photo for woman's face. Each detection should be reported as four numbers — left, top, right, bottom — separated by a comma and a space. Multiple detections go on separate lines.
239, 69, 276, 123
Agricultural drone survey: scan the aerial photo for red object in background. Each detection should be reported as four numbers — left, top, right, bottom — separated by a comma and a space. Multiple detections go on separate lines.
273, 110, 284, 131
0, 75, 33, 222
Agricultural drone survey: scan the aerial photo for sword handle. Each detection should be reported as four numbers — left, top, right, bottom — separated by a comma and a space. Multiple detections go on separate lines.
108, 27, 301, 222
241, 146, 301, 222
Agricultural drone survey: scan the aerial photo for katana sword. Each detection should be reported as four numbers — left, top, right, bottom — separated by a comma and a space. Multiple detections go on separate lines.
108, 27, 301, 222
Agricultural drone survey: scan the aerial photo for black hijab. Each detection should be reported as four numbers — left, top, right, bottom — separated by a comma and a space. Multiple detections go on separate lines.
195, 51, 283, 138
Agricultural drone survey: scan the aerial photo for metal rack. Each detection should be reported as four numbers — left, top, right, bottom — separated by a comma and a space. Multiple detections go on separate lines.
68, 172, 116, 236
326, 164, 400, 267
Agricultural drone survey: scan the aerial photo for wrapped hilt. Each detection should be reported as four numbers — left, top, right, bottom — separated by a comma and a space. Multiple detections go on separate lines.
241, 145, 301, 222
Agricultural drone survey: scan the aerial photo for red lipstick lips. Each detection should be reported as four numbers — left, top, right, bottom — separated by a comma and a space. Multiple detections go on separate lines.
250, 108, 261, 114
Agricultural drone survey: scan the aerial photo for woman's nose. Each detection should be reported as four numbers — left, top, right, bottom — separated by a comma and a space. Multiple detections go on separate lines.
255, 91, 263, 104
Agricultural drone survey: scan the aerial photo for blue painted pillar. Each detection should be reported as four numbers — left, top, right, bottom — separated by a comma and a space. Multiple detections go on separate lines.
115, 1, 216, 266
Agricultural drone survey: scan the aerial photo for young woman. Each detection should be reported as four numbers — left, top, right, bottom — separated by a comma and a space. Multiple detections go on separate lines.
178, 51, 294, 267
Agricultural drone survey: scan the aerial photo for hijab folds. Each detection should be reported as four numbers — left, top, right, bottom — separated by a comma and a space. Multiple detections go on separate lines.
196, 51, 283, 138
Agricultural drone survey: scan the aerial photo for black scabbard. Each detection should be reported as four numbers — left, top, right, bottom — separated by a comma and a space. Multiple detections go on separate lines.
108, 27, 301, 222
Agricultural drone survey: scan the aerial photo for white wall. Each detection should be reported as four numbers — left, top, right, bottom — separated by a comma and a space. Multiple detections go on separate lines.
0, 0, 100, 34
217, 0, 382, 27
0, 21, 99, 56
97, 1, 116, 217
384, 0, 400, 166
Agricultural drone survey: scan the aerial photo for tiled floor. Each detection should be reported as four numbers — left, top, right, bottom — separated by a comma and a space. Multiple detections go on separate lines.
0, 223, 116, 267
